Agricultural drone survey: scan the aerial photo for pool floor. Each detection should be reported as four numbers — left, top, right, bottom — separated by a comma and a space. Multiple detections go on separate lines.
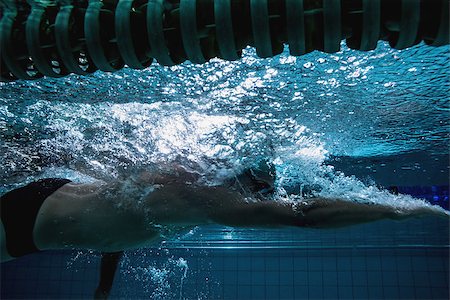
1, 217, 449, 299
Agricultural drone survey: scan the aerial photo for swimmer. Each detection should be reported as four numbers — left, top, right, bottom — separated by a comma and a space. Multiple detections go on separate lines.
0, 162, 447, 298
1, 162, 447, 260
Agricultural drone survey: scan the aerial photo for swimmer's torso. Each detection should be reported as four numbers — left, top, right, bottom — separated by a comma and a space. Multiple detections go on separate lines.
33, 181, 160, 253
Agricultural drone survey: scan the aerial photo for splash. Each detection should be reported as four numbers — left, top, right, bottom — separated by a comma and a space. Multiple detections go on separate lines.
122, 253, 190, 300
272, 137, 446, 214
0, 42, 447, 211
177, 258, 189, 300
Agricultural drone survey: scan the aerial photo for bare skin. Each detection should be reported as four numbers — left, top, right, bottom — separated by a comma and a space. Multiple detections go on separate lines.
0, 177, 447, 263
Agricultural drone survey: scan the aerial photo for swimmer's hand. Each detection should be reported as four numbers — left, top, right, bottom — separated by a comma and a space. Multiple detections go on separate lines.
390, 205, 450, 220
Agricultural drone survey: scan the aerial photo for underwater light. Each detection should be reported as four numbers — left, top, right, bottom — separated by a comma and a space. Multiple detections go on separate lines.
0, 0, 448, 81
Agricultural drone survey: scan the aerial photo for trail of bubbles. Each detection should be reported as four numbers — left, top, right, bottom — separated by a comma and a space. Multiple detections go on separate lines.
121, 251, 190, 300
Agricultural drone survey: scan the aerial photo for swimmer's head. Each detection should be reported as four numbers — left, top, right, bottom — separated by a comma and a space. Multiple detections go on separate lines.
233, 160, 276, 198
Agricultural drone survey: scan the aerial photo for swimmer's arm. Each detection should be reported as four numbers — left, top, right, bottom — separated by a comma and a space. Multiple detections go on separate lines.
144, 185, 299, 227
144, 184, 447, 229
208, 197, 447, 229
207, 198, 379, 228
290, 198, 399, 228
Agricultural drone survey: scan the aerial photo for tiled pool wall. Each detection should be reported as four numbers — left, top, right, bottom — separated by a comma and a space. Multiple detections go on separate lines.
2, 244, 448, 299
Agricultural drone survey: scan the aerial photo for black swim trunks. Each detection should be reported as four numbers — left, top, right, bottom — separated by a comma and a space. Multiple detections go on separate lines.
0, 178, 71, 257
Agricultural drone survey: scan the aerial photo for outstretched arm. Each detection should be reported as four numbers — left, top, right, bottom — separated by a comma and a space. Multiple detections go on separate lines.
145, 184, 448, 229
209, 197, 448, 229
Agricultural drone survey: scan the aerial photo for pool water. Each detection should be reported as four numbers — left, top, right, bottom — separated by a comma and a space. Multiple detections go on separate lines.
1, 41, 449, 299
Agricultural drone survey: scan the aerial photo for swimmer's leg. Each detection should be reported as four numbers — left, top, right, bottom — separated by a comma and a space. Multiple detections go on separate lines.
94, 251, 124, 299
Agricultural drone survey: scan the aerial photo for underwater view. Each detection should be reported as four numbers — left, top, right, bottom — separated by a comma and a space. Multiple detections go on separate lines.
1, 40, 449, 299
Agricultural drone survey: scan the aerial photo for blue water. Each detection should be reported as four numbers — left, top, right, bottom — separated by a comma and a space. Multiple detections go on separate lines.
1, 42, 448, 186
1, 42, 449, 299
